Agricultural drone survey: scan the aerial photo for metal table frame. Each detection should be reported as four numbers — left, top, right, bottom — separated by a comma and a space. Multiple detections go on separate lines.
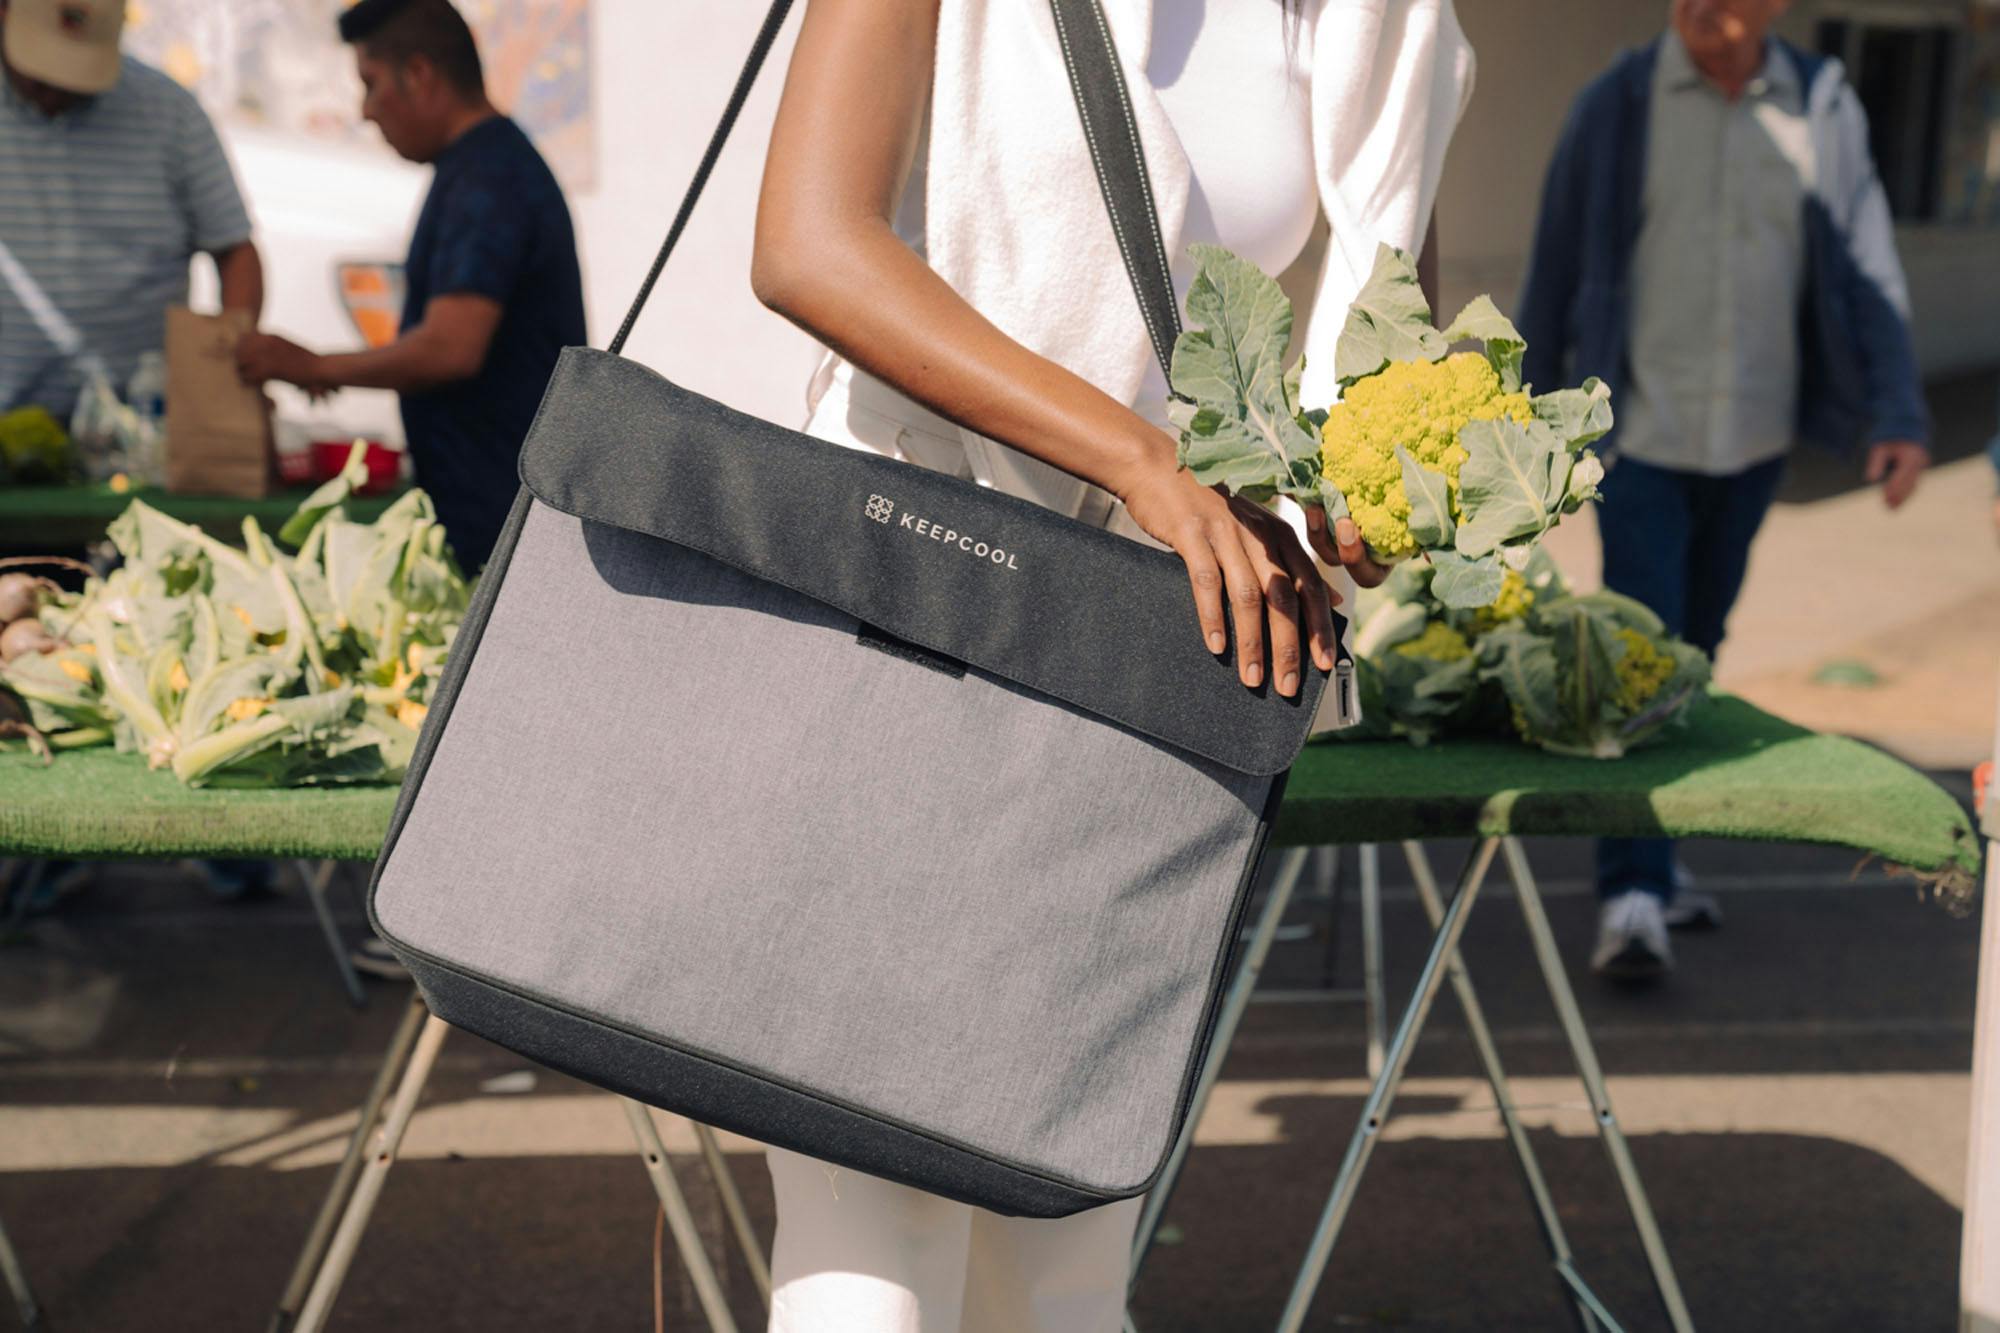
0, 1211, 38, 1331
1130, 844, 1389, 1275
290, 861, 366, 1009
1130, 836, 1694, 1333
269, 993, 771, 1333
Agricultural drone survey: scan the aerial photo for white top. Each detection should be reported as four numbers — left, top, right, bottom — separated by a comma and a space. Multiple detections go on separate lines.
801, 0, 1475, 522
1132, 0, 1321, 429
1618, 32, 1811, 476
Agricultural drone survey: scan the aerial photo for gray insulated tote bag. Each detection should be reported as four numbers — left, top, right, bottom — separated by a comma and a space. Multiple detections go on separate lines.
369, 0, 1352, 1218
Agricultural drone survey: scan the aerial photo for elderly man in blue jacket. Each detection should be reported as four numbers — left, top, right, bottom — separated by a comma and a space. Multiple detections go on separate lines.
1518, 0, 1929, 982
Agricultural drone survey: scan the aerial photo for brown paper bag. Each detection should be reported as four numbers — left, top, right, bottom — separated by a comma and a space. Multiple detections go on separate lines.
165, 307, 273, 498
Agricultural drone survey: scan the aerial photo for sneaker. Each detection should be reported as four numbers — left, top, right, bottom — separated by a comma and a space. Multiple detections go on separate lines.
1663, 889, 1724, 931
350, 937, 411, 982
1591, 889, 1673, 981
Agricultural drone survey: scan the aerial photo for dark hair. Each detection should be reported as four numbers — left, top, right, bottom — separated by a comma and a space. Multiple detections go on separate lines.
338, 0, 485, 98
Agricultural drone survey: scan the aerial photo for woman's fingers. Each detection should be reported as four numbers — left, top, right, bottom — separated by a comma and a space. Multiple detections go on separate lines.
1303, 503, 1344, 568
1239, 503, 1335, 686
1173, 527, 1231, 658
1254, 544, 1304, 698
1277, 537, 1337, 675
1206, 519, 1268, 688
1332, 516, 1390, 588
1306, 527, 1343, 569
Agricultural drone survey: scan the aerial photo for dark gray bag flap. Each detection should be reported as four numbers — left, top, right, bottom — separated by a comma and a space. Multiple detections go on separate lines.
518, 347, 1330, 778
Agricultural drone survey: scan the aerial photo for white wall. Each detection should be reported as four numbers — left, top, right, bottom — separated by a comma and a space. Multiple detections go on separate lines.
570, 1, 823, 423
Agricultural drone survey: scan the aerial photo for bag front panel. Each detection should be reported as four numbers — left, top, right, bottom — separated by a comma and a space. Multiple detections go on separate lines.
375, 501, 1271, 1195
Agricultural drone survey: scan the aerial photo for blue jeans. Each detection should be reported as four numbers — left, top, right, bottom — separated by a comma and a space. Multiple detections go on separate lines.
1595, 453, 1789, 901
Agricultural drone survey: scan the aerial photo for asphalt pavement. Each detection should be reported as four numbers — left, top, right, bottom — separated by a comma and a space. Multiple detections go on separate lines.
0, 815, 1981, 1332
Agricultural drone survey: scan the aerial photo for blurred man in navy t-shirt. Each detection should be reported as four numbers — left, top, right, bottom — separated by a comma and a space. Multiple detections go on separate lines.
238, 0, 585, 573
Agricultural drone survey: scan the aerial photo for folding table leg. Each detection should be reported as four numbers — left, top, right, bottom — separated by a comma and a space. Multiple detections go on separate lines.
1358, 844, 1388, 1080
623, 1101, 742, 1333
1275, 838, 1500, 1333
692, 1121, 772, 1305
270, 989, 429, 1333
293, 860, 366, 1009
0, 1209, 41, 1330
1315, 846, 1343, 989
1502, 838, 1695, 1333
293, 1014, 451, 1333
1401, 841, 1603, 1333
1129, 846, 1314, 1278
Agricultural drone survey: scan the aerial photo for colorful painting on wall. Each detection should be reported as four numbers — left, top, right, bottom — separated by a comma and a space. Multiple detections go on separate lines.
123, 0, 596, 192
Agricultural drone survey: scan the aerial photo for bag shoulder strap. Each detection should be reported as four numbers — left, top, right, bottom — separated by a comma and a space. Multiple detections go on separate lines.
610, 0, 1181, 383
1046, 0, 1182, 380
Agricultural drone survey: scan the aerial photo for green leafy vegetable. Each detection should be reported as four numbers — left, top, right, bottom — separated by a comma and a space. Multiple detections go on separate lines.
1168, 243, 1609, 610
1, 471, 470, 787
1167, 244, 1321, 503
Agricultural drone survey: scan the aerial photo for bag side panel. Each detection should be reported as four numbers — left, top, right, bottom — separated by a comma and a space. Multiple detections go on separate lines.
374, 504, 1271, 1196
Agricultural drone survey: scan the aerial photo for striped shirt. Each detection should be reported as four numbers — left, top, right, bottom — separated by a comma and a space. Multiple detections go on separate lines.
0, 56, 251, 418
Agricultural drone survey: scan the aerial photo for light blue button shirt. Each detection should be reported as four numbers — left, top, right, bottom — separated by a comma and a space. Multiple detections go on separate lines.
1617, 32, 1814, 476
0, 56, 251, 418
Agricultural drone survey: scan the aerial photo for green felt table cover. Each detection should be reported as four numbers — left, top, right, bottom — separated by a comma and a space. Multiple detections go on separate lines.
0, 697, 1980, 883
1280, 696, 1979, 881
0, 483, 405, 549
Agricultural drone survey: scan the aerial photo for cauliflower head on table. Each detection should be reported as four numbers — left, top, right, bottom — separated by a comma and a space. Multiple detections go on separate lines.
1318, 352, 1534, 561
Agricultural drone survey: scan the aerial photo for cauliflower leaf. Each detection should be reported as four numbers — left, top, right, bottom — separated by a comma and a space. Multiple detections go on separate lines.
1442, 295, 1526, 393
1334, 245, 1449, 387
1531, 378, 1616, 448
1429, 550, 1506, 609
1396, 446, 1454, 548
1168, 243, 1320, 502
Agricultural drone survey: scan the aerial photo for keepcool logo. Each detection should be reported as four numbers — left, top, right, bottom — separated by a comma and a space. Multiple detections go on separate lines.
862, 494, 1020, 571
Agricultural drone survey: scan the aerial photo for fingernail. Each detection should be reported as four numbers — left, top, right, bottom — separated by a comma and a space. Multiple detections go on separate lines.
1208, 632, 1226, 654
1245, 664, 1263, 688
1281, 671, 1298, 695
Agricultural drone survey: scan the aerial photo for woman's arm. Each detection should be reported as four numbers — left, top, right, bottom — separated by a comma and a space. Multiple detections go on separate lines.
754, 0, 1374, 697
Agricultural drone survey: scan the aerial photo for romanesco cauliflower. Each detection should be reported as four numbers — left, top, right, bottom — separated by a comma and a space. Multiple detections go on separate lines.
1612, 627, 1676, 713
1471, 570, 1537, 634
1392, 621, 1472, 664
1317, 353, 1533, 559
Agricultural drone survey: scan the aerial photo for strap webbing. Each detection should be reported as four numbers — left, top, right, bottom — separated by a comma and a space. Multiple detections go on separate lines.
1046, 0, 1183, 381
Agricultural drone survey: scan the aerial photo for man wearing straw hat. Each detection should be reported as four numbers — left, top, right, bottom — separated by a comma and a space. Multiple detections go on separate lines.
0, 0, 263, 421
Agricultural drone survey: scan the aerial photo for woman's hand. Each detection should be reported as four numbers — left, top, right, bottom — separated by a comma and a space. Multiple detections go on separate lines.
1300, 502, 1391, 589
1120, 464, 1340, 698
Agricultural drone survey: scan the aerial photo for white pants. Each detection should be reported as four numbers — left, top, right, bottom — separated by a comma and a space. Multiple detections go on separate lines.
765, 1145, 1140, 1333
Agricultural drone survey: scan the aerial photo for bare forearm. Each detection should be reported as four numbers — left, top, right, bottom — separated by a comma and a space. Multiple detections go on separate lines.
756, 222, 1173, 499
752, 0, 1173, 498
314, 329, 481, 394
216, 242, 264, 321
